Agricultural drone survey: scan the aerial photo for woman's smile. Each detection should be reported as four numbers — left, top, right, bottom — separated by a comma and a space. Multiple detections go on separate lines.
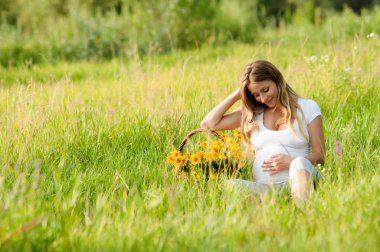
247, 80, 278, 108
265, 97, 276, 107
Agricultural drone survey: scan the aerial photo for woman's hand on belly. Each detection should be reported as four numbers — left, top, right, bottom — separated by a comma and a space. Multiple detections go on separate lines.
262, 154, 295, 175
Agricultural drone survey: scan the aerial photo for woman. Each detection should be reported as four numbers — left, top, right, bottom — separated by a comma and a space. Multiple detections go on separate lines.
200, 60, 325, 203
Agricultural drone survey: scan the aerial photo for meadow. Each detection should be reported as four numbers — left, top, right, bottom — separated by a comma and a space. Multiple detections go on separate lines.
1, 11, 380, 252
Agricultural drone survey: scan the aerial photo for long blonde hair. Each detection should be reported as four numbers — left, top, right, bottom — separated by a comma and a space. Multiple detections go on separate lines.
240, 60, 306, 152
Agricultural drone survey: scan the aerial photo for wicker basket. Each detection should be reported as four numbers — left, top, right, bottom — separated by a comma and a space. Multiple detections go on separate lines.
172, 128, 242, 179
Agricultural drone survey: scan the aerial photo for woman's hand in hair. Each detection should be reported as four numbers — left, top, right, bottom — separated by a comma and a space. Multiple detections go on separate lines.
262, 154, 295, 175
200, 87, 242, 131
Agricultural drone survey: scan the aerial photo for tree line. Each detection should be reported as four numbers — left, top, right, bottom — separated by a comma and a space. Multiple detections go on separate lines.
0, 0, 379, 67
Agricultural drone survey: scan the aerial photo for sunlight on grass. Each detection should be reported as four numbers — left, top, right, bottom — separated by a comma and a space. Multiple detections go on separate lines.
0, 32, 379, 252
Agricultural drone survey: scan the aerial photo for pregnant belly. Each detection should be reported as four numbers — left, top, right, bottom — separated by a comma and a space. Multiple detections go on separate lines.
253, 147, 293, 184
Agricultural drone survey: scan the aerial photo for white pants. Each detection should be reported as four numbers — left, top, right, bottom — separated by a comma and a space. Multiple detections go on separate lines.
226, 157, 321, 194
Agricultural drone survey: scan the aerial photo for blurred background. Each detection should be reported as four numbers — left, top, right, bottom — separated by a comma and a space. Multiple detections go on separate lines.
1, 0, 379, 67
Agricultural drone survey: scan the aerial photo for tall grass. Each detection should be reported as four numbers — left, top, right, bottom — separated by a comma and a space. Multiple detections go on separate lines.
0, 17, 379, 252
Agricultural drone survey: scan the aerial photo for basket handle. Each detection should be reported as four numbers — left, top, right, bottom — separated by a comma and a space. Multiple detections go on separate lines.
178, 128, 224, 152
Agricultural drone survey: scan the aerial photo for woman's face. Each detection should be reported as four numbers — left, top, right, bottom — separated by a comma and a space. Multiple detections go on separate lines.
247, 80, 278, 109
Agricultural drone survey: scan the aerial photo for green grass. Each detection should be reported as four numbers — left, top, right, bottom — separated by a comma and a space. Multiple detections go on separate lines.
0, 28, 379, 251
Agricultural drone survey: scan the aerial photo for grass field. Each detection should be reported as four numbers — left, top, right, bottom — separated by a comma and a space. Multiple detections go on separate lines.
1, 24, 380, 251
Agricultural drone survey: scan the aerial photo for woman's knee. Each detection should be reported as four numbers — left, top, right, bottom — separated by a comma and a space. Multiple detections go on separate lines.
289, 157, 312, 179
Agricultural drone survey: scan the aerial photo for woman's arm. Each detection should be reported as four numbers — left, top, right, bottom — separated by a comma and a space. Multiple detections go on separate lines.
305, 116, 326, 165
200, 88, 242, 131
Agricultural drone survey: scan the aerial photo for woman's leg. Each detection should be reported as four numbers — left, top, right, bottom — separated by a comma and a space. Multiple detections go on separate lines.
225, 179, 285, 194
289, 157, 320, 203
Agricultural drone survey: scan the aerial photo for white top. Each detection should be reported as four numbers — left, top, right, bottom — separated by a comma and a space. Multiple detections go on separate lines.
250, 98, 322, 184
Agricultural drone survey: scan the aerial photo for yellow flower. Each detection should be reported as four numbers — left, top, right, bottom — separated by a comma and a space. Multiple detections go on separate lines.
167, 150, 182, 164
233, 130, 243, 139
200, 141, 208, 148
218, 154, 228, 160
190, 153, 202, 166
233, 130, 243, 141
203, 152, 213, 161
232, 151, 243, 161
211, 141, 224, 148
166, 155, 176, 165
225, 137, 238, 146
209, 151, 219, 160
196, 151, 205, 159
168, 151, 187, 166
181, 156, 188, 166
174, 156, 184, 166
228, 143, 239, 152
203, 152, 211, 161
211, 146, 221, 154
171, 150, 181, 157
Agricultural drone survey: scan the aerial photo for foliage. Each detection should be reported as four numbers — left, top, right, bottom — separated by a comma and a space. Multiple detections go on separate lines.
1, 0, 380, 66
0, 0, 260, 66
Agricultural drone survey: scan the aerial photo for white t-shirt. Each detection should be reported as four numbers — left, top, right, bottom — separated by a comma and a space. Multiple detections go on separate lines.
250, 98, 322, 184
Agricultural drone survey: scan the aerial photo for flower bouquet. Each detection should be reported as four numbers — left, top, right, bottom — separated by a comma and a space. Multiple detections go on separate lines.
166, 129, 245, 182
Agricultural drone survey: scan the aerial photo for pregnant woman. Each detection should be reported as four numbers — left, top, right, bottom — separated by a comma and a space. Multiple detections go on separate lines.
200, 60, 325, 203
